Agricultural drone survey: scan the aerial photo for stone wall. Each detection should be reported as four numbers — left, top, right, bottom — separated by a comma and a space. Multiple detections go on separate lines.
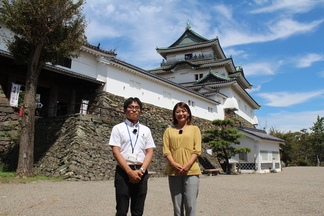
0, 85, 20, 170
1, 89, 253, 180
33, 92, 223, 180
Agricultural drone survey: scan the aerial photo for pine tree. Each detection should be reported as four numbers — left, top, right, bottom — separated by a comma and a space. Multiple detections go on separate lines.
203, 119, 249, 174
310, 116, 324, 166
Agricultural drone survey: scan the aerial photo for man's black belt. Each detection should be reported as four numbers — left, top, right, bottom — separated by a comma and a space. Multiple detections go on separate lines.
116, 164, 142, 170
128, 165, 142, 170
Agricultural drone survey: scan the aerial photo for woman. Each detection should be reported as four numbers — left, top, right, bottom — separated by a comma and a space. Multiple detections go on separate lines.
163, 102, 202, 216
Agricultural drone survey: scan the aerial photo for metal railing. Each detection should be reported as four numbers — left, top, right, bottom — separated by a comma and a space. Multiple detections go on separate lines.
160, 53, 216, 66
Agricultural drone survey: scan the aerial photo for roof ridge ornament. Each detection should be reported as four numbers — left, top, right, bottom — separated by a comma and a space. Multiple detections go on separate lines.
186, 20, 191, 30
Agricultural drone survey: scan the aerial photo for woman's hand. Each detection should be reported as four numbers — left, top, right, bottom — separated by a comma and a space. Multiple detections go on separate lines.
172, 162, 183, 173
179, 163, 191, 175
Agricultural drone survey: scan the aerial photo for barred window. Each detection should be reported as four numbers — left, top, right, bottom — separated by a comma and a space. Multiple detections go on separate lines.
57, 58, 72, 68
272, 151, 279, 161
260, 151, 269, 162
239, 152, 247, 162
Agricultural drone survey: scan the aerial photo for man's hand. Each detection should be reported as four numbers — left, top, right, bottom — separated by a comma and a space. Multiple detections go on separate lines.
127, 170, 143, 184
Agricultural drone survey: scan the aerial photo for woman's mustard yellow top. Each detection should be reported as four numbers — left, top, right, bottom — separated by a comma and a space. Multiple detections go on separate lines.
163, 125, 202, 176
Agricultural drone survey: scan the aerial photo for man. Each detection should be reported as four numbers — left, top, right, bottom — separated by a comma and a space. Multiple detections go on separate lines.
109, 97, 156, 216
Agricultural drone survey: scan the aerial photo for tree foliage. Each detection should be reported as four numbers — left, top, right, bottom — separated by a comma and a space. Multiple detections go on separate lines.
0, 0, 87, 177
269, 116, 324, 166
309, 116, 324, 166
1, 0, 86, 65
203, 119, 248, 173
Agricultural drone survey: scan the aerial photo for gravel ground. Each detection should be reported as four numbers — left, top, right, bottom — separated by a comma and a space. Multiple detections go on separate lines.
1, 167, 324, 216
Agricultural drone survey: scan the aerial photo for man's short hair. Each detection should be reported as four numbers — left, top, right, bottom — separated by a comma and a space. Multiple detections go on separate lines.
124, 97, 143, 110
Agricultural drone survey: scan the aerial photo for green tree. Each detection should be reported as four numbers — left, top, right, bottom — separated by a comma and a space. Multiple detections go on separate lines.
0, 0, 87, 177
295, 129, 313, 165
202, 119, 248, 174
269, 128, 313, 166
269, 128, 293, 165
309, 116, 324, 166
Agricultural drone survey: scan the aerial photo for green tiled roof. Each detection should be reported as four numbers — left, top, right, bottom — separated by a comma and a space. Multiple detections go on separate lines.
169, 28, 210, 47
157, 21, 216, 50
196, 68, 235, 83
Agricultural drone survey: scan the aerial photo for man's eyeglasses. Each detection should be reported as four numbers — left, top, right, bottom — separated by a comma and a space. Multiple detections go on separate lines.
127, 106, 141, 110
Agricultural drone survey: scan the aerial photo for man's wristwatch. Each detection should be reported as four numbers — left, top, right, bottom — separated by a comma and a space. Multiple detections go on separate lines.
140, 167, 146, 174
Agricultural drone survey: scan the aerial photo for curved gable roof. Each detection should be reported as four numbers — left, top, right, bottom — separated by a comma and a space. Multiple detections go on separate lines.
155, 23, 225, 61
239, 126, 285, 142
169, 28, 210, 47
196, 68, 235, 84
162, 60, 202, 71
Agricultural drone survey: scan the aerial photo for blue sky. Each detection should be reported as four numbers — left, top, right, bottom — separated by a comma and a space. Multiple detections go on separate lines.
83, 0, 324, 133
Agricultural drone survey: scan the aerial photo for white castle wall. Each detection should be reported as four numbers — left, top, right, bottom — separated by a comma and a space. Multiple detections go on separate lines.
0, 20, 258, 125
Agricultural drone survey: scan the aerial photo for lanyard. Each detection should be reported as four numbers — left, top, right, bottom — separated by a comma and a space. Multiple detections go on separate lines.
125, 122, 139, 153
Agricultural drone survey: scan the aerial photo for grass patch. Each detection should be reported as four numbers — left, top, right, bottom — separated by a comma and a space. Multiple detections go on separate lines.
0, 171, 64, 184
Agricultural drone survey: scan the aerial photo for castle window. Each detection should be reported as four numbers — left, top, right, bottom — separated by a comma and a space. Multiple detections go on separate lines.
195, 73, 203, 80
57, 58, 72, 68
239, 152, 247, 162
272, 152, 280, 161
187, 100, 195, 107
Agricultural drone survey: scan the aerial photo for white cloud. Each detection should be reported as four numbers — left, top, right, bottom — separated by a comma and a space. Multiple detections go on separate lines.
251, 0, 324, 14
267, 19, 324, 39
85, 19, 121, 40
243, 62, 277, 76
82, 1, 324, 70
247, 85, 261, 93
218, 18, 323, 47
294, 53, 324, 68
257, 110, 324, 132
319, 71, 324, 78
257, 90, 324, 107
253, 0, 269, 5
83, 1, 324, 67
213, 5, 233, 20
224, 48, 247, 58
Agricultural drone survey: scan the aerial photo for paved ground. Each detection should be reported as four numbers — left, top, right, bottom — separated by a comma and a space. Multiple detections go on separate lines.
1, 167, 323, 216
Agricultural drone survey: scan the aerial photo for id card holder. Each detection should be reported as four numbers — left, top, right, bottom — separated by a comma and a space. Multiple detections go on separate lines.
126, 153, 137, 163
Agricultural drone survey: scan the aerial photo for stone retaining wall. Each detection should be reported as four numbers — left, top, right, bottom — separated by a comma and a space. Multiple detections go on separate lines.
0, 85, 20, 170
1, 89, 252, 180
34, 92, 223, 180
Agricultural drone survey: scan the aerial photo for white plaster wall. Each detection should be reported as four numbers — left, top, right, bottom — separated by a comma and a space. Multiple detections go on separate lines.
258, 140, 281, 173
168, 67, 228, 84
259, 141, 280, 152
71, 52, 99, 79
221, 87, 257, 124
231, 133, 281, 173
213, 67, 228, 76
0, 22, 11, 51
103, 64, 222, 121
231, 136, 258, 164
0, 23, 257, 125
173, 68, 207, 83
